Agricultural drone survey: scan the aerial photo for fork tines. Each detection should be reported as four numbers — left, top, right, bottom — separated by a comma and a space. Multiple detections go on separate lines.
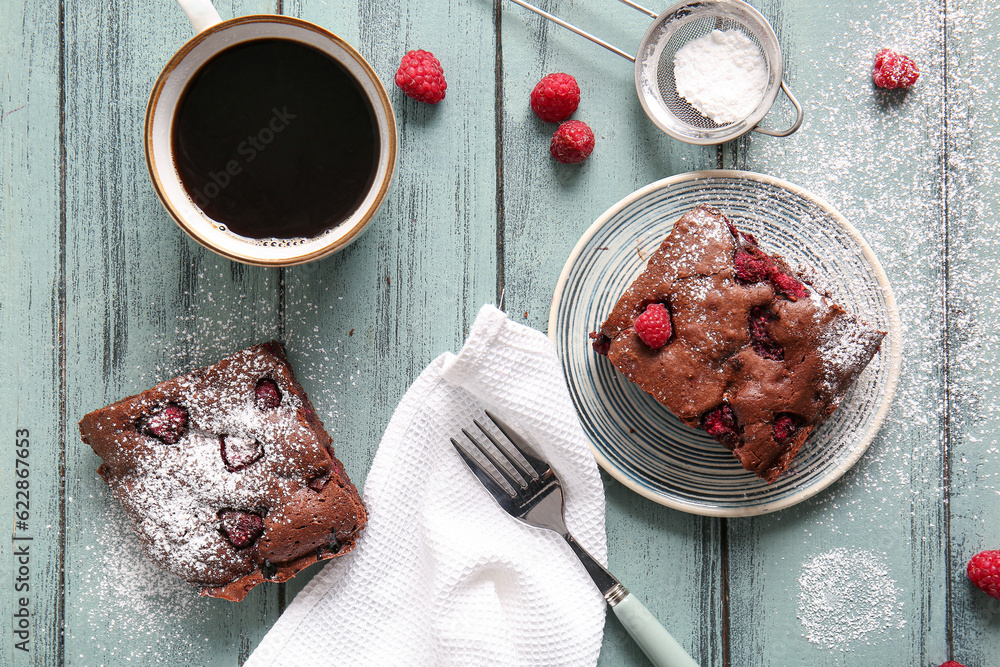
450, 410, 548, 498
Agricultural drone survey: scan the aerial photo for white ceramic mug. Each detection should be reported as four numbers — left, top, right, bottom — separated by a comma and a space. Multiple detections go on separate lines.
145, 0, 397, 266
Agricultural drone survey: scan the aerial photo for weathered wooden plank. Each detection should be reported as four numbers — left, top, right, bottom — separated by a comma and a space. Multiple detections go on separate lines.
277, 0, 500, 605
61, 1, 285, 665
497, 2, 724, 665
0, 0, 63, 664
944, 1, 1000, 664
725, 1, 950, 665
13, 0, 1000, 664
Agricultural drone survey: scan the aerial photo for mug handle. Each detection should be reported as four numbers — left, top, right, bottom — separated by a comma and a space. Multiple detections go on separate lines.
176, 0, 222, 33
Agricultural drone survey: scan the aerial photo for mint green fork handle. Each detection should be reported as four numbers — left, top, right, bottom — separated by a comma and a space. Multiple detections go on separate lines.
611, 593, 701, 667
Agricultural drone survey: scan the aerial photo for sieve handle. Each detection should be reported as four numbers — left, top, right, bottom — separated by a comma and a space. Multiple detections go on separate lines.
507, 0, 636, 62
752, 80, 804, 137
618, 0, 658, 19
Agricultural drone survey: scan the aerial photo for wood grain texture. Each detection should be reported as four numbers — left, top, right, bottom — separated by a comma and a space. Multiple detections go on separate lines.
724, 1, 952, 665
496, 3, 725, 665
3, 0, 1000, 664
276, 0, 500, 603
944, 1, 1000, 664
60, 1, 284, 665
0, 0, 63, 663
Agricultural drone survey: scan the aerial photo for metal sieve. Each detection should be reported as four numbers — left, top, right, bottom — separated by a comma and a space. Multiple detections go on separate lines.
510, 0, 803, 145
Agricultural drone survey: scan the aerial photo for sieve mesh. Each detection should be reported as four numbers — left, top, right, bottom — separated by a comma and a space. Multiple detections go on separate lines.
655, 17, 770, 129
634, 0, 786, 144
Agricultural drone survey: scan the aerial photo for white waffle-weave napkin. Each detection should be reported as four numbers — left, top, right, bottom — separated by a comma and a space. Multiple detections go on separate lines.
246, 304, 607, 666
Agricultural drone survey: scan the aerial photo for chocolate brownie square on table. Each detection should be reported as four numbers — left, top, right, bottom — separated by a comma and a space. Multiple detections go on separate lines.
591, 205, 885, 483
78, 341, 366, 601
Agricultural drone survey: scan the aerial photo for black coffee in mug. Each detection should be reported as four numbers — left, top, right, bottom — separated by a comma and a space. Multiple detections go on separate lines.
172, 38, 380, 240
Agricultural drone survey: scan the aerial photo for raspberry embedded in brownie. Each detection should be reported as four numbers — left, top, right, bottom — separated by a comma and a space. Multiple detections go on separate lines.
593, 205, 885, 483
78, 341, 367, 601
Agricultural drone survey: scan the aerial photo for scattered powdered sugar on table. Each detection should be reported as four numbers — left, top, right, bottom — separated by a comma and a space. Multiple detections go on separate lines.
742, 1, 1000, 506
673, 29, 768, 124
732, 7, 999, 658
72, 499, 219, 664
745, 1, 949, 505
133, 263, 361, 426
797, 548, 905, 650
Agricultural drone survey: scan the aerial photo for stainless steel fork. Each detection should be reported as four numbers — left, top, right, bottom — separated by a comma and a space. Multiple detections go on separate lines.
451, 410, 700, 667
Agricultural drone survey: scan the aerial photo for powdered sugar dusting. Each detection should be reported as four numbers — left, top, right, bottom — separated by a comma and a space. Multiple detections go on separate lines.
133, 264, 362, 430
797, 548, 906, 650
72, 497, 221, 664
815, 306, 884, 394
678, 205, 733, 255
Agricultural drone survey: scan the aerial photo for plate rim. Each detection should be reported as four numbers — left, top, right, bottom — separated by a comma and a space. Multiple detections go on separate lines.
548, 169, 903, 516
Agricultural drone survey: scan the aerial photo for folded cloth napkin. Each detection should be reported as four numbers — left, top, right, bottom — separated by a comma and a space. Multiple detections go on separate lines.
245, 304, 608, 667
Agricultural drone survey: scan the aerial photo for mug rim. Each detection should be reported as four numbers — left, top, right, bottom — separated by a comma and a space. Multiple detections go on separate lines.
144, 14, 397, 267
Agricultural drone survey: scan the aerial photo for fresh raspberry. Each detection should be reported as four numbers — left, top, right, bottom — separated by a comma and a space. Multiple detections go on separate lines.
589, 331, 612, 356
771, 271, 809, 301
219, 435, 263, 472
968, 549, 1000, 599
141, 404, 188, 444
217, 510, 264, 549
772, 414, 801, 443
749, 306, 784, 361
633, 303, 672, 349
873, 48, 919, 89
938, 662, 967, 667
550, 120, 595, 164
530, 73, 580, 122
395, 50, 447, 104
255, 378, 282, 409
702, 403, 741, 450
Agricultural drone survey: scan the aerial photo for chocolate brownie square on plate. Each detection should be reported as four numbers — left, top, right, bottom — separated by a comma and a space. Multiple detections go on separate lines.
592, 205, 885, 483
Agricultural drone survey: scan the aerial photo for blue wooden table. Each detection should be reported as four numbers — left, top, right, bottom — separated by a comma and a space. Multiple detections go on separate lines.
2, 0, 999, 664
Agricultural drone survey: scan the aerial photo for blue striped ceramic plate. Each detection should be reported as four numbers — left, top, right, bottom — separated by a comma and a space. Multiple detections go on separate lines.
549, 171, 901, 516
